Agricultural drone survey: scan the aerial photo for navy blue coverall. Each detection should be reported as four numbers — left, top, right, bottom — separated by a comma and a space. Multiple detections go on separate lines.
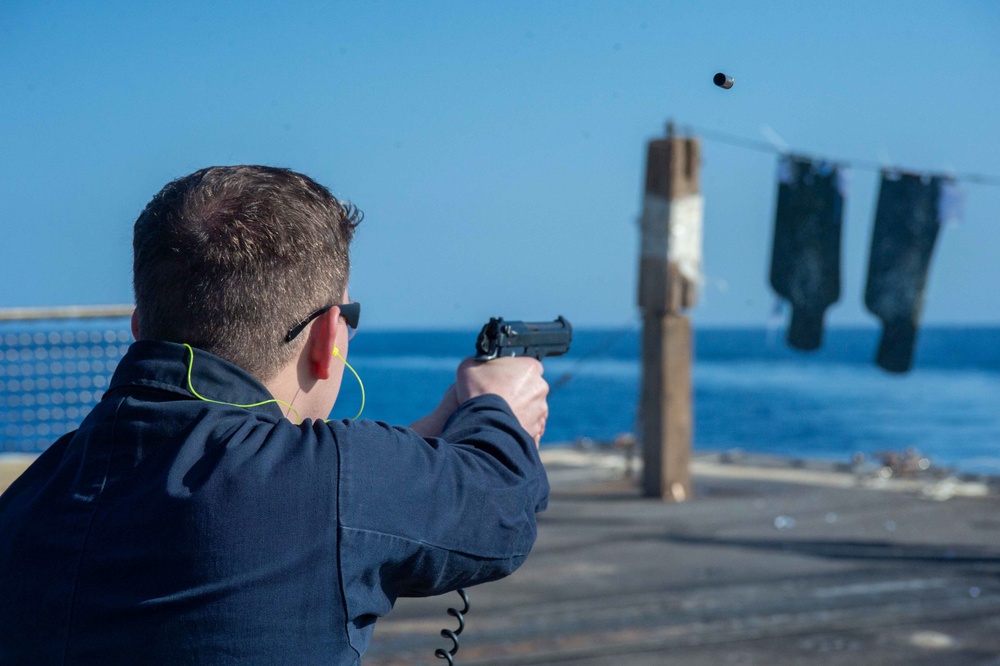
0, 340, 549, 664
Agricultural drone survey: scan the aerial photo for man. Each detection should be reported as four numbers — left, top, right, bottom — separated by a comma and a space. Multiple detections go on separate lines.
0, 166, 550, 664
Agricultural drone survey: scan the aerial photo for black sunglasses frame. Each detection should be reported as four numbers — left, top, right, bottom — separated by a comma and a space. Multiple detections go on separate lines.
285, 301, 361, 342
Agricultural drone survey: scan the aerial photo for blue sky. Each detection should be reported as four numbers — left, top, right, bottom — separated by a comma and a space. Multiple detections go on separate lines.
2, 1, 998, 329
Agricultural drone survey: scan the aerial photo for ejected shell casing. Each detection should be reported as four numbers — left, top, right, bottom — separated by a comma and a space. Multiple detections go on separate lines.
713, 72, 734, 89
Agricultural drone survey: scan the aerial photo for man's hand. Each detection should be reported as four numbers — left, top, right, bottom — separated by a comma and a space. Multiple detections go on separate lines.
456, 357, 549, 447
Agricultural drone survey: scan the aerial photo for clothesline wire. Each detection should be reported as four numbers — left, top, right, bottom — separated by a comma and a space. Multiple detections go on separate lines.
678, 124, 1000, 188
549, 317, 640, 392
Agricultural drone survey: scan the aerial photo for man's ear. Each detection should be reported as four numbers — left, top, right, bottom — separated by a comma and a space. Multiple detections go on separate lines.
308, 306, 339, 380
131, 310, 140, 340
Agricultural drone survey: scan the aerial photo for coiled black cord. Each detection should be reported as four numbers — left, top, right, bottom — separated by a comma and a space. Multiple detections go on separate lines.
434, 588, 470, 665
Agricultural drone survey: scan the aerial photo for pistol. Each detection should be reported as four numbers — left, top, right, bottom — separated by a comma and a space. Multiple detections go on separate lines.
474, 316, 572, 361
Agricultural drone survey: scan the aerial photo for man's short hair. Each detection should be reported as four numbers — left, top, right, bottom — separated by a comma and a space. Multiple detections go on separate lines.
133, 165, 361, 381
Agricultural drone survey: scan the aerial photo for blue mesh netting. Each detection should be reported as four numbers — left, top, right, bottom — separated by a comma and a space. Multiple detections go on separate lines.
0, 318, 131, 453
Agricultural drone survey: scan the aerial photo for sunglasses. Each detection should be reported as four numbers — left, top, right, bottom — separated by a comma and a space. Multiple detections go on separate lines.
285, 300, 361, 343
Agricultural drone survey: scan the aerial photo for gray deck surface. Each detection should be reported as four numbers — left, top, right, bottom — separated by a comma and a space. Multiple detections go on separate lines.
366, 451, 1000, 665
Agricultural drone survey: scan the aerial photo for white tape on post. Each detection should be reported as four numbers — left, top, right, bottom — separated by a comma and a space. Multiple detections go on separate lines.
668, 193, 704, 286
640, 192, 703, 285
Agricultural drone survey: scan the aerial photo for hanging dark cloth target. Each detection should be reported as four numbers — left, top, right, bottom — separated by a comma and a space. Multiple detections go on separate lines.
769, 156, 845, 351
864, 171, 955, 373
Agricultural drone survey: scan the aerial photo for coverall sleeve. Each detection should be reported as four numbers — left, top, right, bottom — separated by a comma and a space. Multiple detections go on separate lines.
328, 394, 549, 622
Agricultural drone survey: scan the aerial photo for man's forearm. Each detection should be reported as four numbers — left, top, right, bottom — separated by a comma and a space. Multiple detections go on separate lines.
408, 384, 459, 437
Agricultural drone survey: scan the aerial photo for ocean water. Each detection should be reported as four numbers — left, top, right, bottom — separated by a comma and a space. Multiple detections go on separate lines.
2, 320, 999, 475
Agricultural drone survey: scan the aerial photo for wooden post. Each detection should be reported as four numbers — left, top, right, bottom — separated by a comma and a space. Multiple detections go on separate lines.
637, 122, 701, 501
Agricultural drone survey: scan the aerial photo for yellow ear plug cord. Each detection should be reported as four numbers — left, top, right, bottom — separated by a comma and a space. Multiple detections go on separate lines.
332, 346, 365, 421
183, 343, 364, 424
